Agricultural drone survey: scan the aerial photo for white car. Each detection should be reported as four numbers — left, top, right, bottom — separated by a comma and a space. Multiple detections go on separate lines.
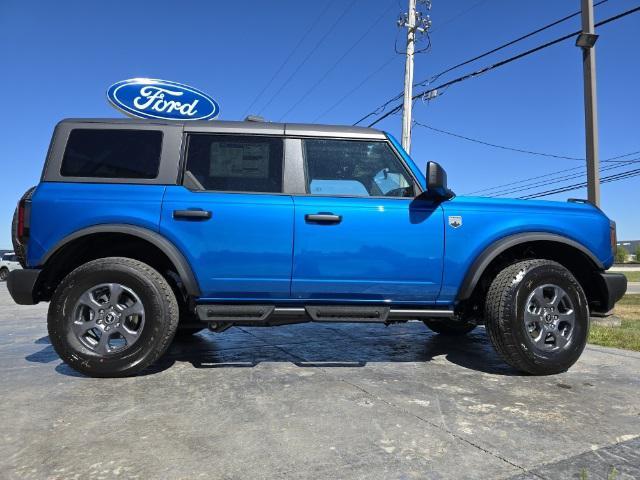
0, 252, 21, 281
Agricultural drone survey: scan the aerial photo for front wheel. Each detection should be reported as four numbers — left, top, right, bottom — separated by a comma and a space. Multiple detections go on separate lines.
484, 259, 589, 375
48, 257, 179, 377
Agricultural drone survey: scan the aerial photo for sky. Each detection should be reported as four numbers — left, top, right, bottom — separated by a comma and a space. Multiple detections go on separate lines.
0, 0, 638, 249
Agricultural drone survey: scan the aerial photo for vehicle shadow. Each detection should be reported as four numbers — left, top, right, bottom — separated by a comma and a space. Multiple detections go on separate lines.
27, 325, 523, 378
148, 325, 522, 376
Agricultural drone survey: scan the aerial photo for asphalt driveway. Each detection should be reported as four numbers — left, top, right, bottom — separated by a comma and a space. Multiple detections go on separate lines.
1, 283, 639, 479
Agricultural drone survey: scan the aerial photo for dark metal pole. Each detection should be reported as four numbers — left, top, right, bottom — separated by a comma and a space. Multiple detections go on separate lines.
580, 0, 600, 206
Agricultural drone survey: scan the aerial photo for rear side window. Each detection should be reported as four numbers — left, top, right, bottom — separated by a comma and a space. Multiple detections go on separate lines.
61, 129, 163, 179
184, 134, 283, 193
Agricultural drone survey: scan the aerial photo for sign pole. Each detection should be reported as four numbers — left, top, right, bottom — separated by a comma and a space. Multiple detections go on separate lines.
579, 0, 601, 206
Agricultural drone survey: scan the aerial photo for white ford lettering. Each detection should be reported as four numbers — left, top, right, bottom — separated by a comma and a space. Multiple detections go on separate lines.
133, 86, 199, 116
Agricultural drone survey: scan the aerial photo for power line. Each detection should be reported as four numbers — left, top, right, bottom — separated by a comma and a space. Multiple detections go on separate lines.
242, 0, 337, 118
257, 0, 359, 117
429, 0, 489, 34
412, 120, 584, 160
464, 151, 640, 195
278, 0, 396, 121
357, 4, 640, 128
520, 168, 640, 199
311, 0, 490, 123
486, 159, 640, 198
414, 0, 609, 88
312, 55, 400, 122
357, 0, 610, 124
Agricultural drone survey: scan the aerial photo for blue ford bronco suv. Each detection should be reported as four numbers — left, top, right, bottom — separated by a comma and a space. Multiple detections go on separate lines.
8, 118, 627, 377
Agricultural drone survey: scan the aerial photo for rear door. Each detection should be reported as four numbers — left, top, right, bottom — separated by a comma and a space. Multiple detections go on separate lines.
291, 138, 444, 304
160, 132, 294, 300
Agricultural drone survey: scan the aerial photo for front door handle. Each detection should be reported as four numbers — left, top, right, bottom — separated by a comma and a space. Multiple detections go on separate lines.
173, 209, 212, 220
305, 213, 342, 224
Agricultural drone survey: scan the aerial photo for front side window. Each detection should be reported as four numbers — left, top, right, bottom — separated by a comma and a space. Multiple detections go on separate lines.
303, 139, 415, 197
61, 129, 162, 178
185, 135, 284, 193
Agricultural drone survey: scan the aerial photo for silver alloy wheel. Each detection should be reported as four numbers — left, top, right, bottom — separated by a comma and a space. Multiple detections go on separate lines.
524, 283, 576, 352
72, 283, 145, 355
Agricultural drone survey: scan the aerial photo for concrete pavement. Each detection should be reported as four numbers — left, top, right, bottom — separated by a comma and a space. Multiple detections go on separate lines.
1, 283, 639, 479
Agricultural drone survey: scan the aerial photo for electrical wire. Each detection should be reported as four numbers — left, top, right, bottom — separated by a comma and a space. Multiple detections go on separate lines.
429, 0, 489, 34
356, 0, 610, 124
312, 55, 400, 122
414, 0, 609, 88
487, 159, 640, 198
311, 0, 490, 123
520, 168, 640, 199
278, 0, 396, 121
412, 120, 584, 160
257, 0, 359, 117
242, 0, 338, 118
355, 2, 640, 128
464, 151, 640, 196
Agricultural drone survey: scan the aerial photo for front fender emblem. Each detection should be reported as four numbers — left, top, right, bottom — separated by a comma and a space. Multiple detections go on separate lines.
448, 216, 462, 228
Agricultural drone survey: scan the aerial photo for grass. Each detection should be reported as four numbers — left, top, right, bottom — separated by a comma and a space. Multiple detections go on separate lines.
621, 271, 640, 282
589, 295, 640, 351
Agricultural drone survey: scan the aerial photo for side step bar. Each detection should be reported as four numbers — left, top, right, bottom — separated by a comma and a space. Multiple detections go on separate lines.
195, 304, 454, 326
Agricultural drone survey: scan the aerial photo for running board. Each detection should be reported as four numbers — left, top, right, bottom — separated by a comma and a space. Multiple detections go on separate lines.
195, 304, 454, 326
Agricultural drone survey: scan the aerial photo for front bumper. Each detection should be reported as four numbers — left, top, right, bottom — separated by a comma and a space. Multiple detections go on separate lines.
593, 272, 627, 315
7, 269, 41, 305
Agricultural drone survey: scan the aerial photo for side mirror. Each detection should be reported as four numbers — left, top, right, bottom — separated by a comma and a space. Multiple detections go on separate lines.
421, 161, 454, 200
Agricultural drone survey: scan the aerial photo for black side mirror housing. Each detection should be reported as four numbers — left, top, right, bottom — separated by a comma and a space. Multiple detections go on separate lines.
418, 161, 454, 200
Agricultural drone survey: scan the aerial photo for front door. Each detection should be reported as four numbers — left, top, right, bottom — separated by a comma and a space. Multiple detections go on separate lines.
291, 138, 444, 304
160, 133, 293, 300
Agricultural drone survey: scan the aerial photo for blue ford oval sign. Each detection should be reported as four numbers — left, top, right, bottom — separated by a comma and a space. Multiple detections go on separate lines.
107, 78, 220, 121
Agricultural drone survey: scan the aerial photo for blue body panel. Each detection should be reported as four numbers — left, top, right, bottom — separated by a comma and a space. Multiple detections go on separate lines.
438, 196, 614, 303
160, 186, 294, 300
27, 183, 166, 267
291, 196, 444, 303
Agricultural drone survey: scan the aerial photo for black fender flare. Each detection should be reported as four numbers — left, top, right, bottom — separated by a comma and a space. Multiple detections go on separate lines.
456, 232, 604, 301
41, 224, 201, 297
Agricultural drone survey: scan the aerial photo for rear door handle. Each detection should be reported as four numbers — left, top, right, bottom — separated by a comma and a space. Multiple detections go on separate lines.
173, 209, 212, 220
305, 213, 342, 224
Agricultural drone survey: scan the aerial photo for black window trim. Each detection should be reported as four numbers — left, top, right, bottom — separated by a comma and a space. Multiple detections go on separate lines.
180, 132, 288, 196
298, 137, 422, 200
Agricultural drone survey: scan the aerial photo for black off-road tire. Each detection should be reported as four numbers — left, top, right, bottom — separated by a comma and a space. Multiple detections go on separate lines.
423, 319, 476, 335
0, 268, 9, 282
48, 257, 179, 378
484, 259, 589, 375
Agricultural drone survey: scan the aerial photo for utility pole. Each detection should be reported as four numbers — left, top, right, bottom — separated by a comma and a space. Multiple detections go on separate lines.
398, 0, 431, 154
401, 0, 417, 153
577, 0, 600, 206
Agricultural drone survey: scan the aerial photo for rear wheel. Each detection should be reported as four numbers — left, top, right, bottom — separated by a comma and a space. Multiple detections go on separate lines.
484, 259, 589, 375
0, 268, 8, 282
423, 319, 476, 335
48, 257, 179, 377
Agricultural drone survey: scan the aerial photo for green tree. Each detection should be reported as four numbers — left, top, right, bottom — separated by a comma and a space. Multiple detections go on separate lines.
615, 246, 628, 263
635, 245, 640, 262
